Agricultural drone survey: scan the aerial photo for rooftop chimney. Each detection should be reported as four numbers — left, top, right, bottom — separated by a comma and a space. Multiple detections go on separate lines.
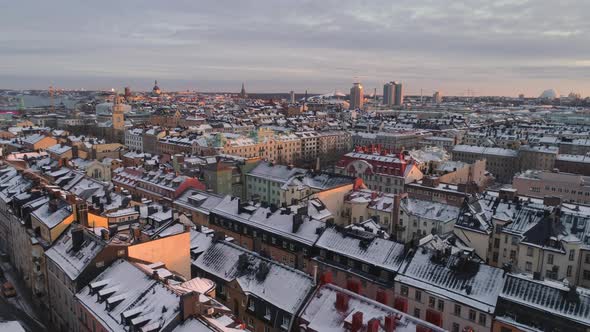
499, 188, 517, 201
213, 231, 225, 242
100, 229, 109, 241
384, 315, 396, 332
71, 226, 84, 251
48, 199, 59, 213
367, 318, 380, 332
351, 312, 363, 332
292, 214, 303, 233
544, 196, 561, 207
335, 292, 349, 312
422, 176, 440, 188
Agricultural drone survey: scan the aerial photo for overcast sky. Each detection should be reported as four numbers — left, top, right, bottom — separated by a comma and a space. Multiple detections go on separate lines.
1, 0, 589, 96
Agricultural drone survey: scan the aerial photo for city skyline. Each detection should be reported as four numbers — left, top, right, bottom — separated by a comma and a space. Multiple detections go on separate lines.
1, 1, 590, 96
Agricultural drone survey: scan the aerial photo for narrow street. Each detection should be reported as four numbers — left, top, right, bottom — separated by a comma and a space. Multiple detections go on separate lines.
0, 262, 47, 332
0, 295, 46, 332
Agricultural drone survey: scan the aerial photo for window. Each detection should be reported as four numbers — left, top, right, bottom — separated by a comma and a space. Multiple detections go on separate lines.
452, 323, 460, 332
469, 310, 476, 321
248, 299, 255, 311
500, 327, 513, 332
437, 300, 444, 312
401, 286, 409, 296
569, 250, 575, 261
362, 264, 369, 273
527, 247, 533, 257
525, 262, 532, 272
265, 306, 271, 320
479, 313, 487, 326
415, 290, 422, 302
428, 296, 435, 308
414, 308, 420, 318
567, 265, 573, 277
454, 304, 461, 316
281, 315, 291, 329
547, 254, 554, 265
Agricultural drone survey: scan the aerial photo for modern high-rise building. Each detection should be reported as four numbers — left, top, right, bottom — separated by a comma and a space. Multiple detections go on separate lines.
433, 91, 442, 104
349, 82, 364, 109
383, 82, 395, 106
383, 81, 403, 106
394, 81, 403, 106
290, 90, 295, 104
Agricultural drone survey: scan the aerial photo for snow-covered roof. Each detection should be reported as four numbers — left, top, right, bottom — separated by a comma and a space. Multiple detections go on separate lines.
247, 162, 306, 183
193, 241, 314, 314
22, 133, 47, 145
174, 189, 226, 216
31, 199, 72, 229
396, 248, 505, 313
453, 144, 518, 158
47, 143, 72, 155
315, 227, 405, 273
76, 259, 181, 332
500, 274, 590, 327
45, 226, 105, 280
300, 283, 445, 332
212, 196, 327, 246
401, 197, 461, 222
0, 322, 26, 332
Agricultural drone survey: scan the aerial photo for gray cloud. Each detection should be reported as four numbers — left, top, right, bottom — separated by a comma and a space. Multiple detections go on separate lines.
1, 0, 589, 96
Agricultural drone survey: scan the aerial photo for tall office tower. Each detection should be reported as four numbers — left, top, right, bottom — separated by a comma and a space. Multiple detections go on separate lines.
383, 82, 395, 106
350, 82, 364, 109
394, 81, 403, 106
290, 90, 295, 104
433, 91, 442, 104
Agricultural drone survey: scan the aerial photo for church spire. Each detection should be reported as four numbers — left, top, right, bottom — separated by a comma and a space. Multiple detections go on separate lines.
240, 82, 247, 98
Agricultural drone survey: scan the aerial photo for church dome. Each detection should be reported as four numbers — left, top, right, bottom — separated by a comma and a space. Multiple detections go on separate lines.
539, 89, 558, 99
